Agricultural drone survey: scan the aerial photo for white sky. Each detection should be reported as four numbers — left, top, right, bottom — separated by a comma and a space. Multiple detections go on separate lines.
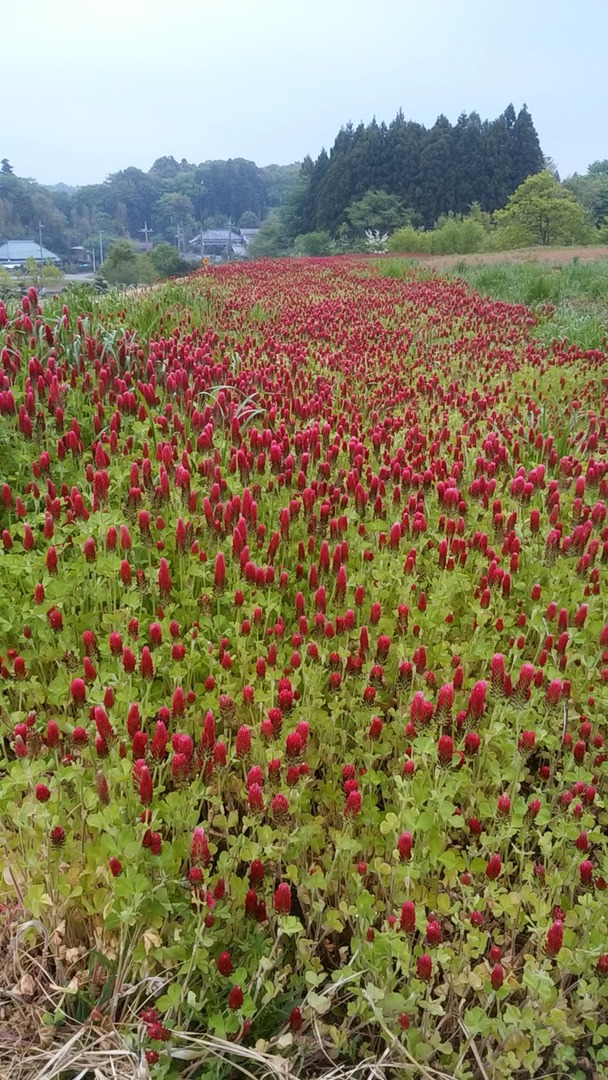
2, 0, 607, 184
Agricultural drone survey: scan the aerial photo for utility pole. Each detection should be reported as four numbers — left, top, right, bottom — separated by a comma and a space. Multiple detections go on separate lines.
91, 246, 96, 273
200, 181, 205, 259
99, 231, 104, 265
38, 221, 44, 262
140, 221, 153, 248
227, 216, 232, 261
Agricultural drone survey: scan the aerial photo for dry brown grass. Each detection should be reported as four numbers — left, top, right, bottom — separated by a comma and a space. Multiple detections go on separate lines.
412, 244, 608, 271
0, 911, 468, 1080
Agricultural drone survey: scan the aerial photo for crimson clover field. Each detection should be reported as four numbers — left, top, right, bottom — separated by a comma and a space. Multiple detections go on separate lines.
1, 259, 608, 1079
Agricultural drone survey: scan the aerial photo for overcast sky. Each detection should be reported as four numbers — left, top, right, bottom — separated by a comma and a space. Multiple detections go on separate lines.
3, 0, 607, 185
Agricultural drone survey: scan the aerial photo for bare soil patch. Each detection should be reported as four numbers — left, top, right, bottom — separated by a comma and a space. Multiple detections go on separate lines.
413, 245, 608, 271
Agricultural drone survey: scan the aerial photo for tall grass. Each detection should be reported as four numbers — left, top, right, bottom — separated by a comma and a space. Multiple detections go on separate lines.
455, 259, 608, 349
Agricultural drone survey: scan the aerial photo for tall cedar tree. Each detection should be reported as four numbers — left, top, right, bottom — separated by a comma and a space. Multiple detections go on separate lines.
292, 104, 544, 235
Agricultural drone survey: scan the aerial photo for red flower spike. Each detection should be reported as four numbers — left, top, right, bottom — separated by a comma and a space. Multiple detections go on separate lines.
485, 854, 501, 880
437, 734, 453, 765
273, 882, 292, 914
397, 831, 412, 861
228, 985, 243, 1010
400, 900, 416, 933
217, 951, 232, 976
545, 919, 563, 956
289, 1006, 303, 1031
416, 953, 432, 981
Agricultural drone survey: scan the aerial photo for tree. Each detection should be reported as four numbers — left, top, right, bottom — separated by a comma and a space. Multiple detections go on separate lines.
543, 155, 560, 181
1, 159, 13, 174
415, 115, 457, 226
101, 239, 137, 282
247, 218, 287, 258
105, 167, 161, 237
259, 163, 301, 208
345, 190, 411, 234
40, 262, 63, 286
279, 159, 316, 240
511, 104, 545, 188
563, 170, 608, 226
100, 240, 158, 285
238, 210, 260, 228
293, 230, 333, 256
151, 192, 195, 242
149, 242, 188, 278
150, 156, 181, 179
587, 160, 608, 177
494, 171, 591, 246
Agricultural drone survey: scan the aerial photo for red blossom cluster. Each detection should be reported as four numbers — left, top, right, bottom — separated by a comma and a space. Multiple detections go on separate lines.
1, 262, 607, 1069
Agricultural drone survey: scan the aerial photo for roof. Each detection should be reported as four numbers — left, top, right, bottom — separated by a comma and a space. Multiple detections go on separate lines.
189, 228, 243, 245
0, 240, 61, 262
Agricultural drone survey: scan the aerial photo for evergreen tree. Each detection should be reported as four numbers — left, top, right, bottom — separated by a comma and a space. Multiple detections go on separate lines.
416, 115, 455, 226
512, 104, 545, 188
281, 158, 315, 239
294, 103, 545, 239
482, 112, 515, 211
452, 112, 486, 212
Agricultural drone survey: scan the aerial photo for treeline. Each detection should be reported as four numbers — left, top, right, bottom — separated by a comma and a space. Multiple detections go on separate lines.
283, 104, 544, 236
0, 156, 300, 259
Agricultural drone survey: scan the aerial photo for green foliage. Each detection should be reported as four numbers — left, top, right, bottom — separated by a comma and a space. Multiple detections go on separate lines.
0, 264, 14, 291
238, 210, 260, 228
149, 242, 189, 279
345, 190, 412, 235
40, 262, 63, 286
388, 204, 493, 256
289, 103, 545, 236
101, 239, 159, 286
0, 158, 300, 258
151, 191, 196, 241
248, 218, 288, 258
388, 225, 432, 255
431, 213, 490, 254
494, 171, 593, 247
293, 230, 333, 256
23, 256, 39, 278
564, 167, 608, 228
259, 162, 302, 208
587, 160, 608, 177
0, 170, 70, 253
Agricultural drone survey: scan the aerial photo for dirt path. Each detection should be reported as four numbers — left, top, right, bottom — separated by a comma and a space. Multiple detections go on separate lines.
406, 245, 608, 270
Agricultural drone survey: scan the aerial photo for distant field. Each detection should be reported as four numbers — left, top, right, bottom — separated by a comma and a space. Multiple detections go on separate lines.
406, 245, 608, 271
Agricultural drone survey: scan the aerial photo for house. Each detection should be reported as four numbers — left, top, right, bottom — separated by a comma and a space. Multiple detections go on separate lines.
188, 226, 253, 260
0, 240, 61, 267
69, 245, 92, 268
